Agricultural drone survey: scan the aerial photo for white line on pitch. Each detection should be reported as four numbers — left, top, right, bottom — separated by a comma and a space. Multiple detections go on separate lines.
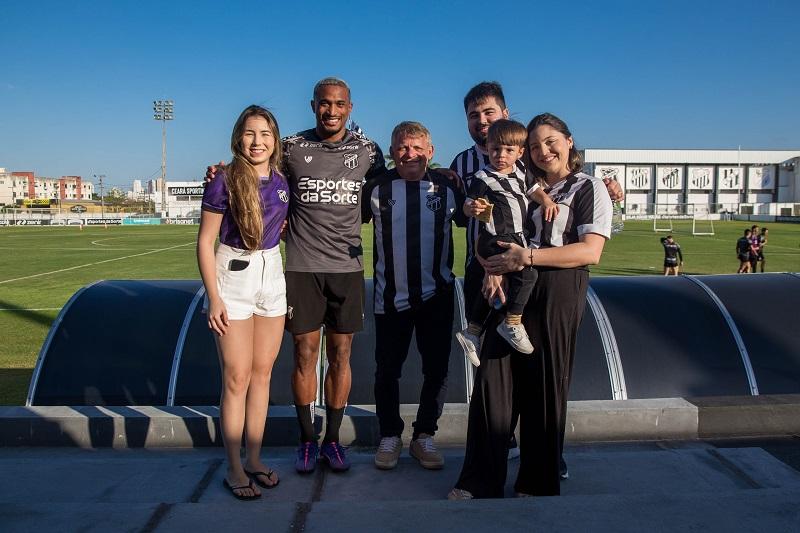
0, 308, 62, 311
0, 241, 196, 285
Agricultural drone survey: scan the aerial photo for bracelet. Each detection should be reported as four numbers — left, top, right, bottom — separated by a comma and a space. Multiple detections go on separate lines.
529, 248, 534, 267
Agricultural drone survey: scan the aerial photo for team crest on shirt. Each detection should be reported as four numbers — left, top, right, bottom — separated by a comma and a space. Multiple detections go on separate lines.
387, 199, 396, 207
304, 156, 313, 163
278, 190, 289, 203
425, 194, 442, 212
343, 153, 359, 169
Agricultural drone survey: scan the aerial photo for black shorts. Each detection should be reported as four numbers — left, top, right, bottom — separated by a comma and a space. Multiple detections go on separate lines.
738, 253, 750, 262
285, 271, 364, 334
664, 258, 678, 268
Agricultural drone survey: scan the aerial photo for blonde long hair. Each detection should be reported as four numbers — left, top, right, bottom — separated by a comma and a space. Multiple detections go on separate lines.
226, 105, 282, 251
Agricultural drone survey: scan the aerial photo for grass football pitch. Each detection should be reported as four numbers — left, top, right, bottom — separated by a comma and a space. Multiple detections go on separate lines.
1, 220, 799, 404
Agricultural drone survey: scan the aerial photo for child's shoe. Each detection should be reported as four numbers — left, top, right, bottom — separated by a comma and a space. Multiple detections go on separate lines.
455, 329, 481, 367
496, 322, 534, 354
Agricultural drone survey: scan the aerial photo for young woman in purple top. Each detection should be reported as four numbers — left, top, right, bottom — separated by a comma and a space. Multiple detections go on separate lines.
197, 105, 290, 500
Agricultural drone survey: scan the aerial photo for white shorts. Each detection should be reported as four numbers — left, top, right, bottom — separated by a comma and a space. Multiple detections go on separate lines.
204, 243, 287, 320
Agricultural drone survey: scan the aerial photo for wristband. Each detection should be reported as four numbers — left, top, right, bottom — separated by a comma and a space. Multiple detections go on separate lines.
529, 248, 534, 267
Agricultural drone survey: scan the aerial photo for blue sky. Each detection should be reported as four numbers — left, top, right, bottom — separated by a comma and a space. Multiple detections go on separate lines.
1, 0, 798, 188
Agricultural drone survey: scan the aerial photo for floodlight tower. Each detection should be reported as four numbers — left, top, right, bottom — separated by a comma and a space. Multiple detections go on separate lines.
93, 174, 106, 217
153, 100, 174, 218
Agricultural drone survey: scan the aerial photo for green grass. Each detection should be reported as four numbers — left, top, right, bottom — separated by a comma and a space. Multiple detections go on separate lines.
1, 221, 799, 404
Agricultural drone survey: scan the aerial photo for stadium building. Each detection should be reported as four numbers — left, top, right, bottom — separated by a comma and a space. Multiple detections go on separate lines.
151, 180, 205, 219
584, 149, 800, 219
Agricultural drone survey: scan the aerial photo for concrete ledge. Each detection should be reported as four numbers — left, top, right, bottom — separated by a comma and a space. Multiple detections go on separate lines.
565, 398, 698, 441
2, 395, 800, 447
687, 394, 800, 438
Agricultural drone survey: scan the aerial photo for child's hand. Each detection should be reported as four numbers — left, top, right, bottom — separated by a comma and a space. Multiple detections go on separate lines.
543, 198, 560, 222
463, 198, 488, 218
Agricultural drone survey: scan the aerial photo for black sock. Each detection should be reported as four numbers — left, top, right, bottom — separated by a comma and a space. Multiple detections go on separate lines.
323, 405, 345, 443
295, 403, 316, 443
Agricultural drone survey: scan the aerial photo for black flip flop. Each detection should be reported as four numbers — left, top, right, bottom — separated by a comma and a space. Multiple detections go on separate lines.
245, 469, 280, 489
223, 478, 261, 500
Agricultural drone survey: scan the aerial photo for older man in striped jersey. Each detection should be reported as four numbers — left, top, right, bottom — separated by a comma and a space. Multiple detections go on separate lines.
362, 121, 467, 471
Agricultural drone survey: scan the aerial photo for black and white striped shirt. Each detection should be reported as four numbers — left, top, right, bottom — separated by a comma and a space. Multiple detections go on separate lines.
450, 145, 528, 265
528, 172, 612, 252
362, 170, 467, 314
468, 165, 531, 237
450, 145, 489, 266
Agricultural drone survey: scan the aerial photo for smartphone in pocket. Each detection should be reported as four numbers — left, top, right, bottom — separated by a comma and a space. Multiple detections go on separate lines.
228, 259, 250, 271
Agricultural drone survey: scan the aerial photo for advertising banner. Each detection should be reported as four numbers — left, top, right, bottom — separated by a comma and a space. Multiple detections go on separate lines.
85, 218, 123, 225
122, 218, 162, 225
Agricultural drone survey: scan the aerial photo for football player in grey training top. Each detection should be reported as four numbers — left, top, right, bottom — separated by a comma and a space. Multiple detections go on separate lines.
283, 78, 385, 474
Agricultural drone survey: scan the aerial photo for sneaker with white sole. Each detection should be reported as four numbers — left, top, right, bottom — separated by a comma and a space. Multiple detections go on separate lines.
410, 433, 444, 469
455, 330, 481, 367
496, 322, 534, 354
374, 436, 402, 470
447, 488, 474, 500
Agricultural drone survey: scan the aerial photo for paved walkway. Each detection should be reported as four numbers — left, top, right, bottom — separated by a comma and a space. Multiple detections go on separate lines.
2, 438, 799, 532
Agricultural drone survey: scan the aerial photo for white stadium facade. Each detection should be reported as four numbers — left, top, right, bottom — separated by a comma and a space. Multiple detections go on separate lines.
583, 149, 800, 221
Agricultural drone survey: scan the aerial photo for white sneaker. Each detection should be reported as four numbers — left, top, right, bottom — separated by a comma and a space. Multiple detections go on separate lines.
374, 436, 402, 470
455, 330, 481, 367
410, 433, 444, 469
496, 322, 534, 354
447, 488, 474, 500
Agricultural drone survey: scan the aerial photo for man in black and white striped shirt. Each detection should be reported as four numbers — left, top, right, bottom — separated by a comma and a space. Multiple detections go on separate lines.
449, 82, 514, 329
362, 121, 466, 471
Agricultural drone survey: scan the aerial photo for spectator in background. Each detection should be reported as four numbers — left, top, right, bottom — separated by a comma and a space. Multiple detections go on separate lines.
660, 235, 683, 275
756, 227, 768, 272
736, 229, 752, 273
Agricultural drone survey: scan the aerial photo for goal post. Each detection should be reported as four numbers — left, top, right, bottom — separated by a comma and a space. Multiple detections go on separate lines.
690, 204, 716, 236
647, 203, 717, 235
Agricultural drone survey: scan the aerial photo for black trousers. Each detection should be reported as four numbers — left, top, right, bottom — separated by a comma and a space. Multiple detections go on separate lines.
475, 232, 537, 317
455, 268, 588, 497
374, 289, 453, 439
463, 258, 488, 324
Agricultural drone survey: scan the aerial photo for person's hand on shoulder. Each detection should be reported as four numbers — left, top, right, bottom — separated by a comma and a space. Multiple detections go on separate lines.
603, 178, 624, 201
205, 161, 226, 183
433, 168, 462, 190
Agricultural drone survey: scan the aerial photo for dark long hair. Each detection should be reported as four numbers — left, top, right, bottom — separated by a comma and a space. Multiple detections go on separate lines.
524, 113, 583, 181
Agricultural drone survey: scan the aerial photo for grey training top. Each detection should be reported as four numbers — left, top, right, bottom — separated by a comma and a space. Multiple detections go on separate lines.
283, 128, 385, 273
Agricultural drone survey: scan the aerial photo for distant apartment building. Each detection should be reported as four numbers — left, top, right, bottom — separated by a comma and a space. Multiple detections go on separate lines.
0, 170, 94, 206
